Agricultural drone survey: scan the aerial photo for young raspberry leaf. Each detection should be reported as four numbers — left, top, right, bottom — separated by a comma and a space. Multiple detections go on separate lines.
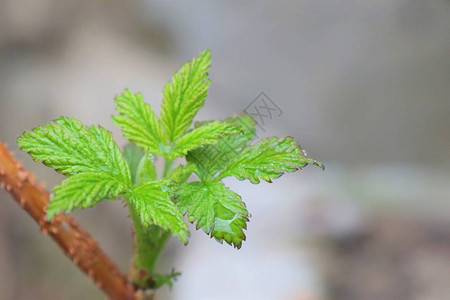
169, 121, 240, 159
18, 117, 131, 184
152, 269, 181, 289
47, 173, 128, 219
160, 50, 211, 141
127, 180, 189, 244
123, 143, 145, 184
187, 114, 256, 181
166, 164, 195, 186
176, 181, 249, 249
135, 153, 157, 185
113, 89, 166, 156
217, 136, 322, 184
121, 142, 157, 185
17, 117, 132, 218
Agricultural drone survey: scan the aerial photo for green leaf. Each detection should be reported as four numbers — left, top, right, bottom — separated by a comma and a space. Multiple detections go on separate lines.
123, 143, 145, 185
152, 269, 181, 290
187, 114, 256, 180
121, 139, 157, 186
128, 180, 189, 244
176, 181, 248, 249
195, 113, 256, 143
169, 121, 240, 159
113, 89, 166, 155
152, 269, 181, 289
166, 164, 195, 186
218, 136, 319, 184
136, 153, 157, 185
47, 173, 127, 219
160, 50, 211, 141
17, 117, 131, 185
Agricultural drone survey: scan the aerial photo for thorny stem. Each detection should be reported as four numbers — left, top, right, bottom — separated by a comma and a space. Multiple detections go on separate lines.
0, 142, 136, 300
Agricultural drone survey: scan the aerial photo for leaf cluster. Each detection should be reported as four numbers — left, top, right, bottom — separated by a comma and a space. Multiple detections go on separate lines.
18, 50, 322, 251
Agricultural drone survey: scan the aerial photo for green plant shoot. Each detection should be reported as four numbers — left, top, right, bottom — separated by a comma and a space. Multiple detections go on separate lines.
17, 50, 322, 290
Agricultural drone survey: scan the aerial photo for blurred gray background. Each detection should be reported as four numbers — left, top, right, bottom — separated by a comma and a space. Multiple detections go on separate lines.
1, 1, 450, 299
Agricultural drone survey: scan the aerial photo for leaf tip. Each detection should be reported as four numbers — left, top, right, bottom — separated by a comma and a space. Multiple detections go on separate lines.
313, 160, 325, 170
201, 49, 212, 59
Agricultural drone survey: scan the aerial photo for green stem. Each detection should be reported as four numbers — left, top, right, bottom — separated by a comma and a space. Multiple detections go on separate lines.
128, 202, 172, 289
128, 157, 175, 289
162, 158, 174, 178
